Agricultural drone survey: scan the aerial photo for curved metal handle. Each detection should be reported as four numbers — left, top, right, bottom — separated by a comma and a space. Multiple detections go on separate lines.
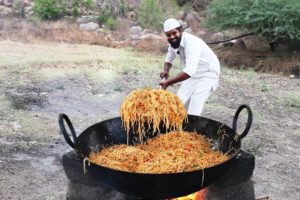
58, 113, 77, 149
232, 104, 253, 139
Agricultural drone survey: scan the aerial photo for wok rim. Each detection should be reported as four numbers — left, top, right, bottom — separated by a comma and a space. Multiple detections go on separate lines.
76, 115, 242, 176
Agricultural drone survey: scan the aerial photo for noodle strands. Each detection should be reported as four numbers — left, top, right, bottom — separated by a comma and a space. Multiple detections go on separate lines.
120, 88, 187, 141
89, 131, 229, 173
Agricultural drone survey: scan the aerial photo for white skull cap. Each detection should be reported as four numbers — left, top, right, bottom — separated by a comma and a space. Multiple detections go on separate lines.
163, 18, 181, 32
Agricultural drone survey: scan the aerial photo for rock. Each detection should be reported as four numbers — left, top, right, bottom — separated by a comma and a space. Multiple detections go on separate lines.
142, 29, 156, 35
23, 0, 31, 7
185, 11, 201, 30
221, 39, 247, 50
184, 28, 193, 34
135, 33, 167, 54
197, 30, 208, 38
130, 26, 142, 40
3, 0, 13, 7
178, 20, 188, 29
211, 32, 225, 42
79, 22, 99, 31
76, 15, 96, 24
139, 33, 162, 40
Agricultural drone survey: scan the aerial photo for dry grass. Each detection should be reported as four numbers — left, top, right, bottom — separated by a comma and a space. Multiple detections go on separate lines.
215, 47, 300, 76
0, 18, 109, 45
38, 19, 78, 29
280, 92, 300, 109
1, 18, 299, 77
0, 40, 163, 74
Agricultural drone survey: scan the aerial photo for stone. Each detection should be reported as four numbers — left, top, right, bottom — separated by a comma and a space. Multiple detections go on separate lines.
23, 0, 31, 7
3, 0, 13, 7
139, 33, 162, 40
79, 22, 99, 31
130, 26, 142, 40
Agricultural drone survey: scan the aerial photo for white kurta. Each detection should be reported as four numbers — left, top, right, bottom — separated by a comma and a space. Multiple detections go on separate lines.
165, 32, 220, 116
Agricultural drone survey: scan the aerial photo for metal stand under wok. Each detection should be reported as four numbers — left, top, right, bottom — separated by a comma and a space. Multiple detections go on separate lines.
62, 150, 255, 200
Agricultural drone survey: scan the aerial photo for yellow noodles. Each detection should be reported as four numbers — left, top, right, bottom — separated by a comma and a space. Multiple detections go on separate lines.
120, 88, 187, 141
89, 131, 229, 173
90, 89, 228, 173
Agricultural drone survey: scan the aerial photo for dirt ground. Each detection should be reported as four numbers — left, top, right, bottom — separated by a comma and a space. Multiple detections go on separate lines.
0, 41, 299, 200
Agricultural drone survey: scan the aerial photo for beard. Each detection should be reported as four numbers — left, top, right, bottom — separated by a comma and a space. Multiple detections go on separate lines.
169, 37, 181, 49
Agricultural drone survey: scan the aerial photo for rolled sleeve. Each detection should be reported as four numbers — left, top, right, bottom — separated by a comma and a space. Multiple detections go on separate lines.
164, 46, 176, 64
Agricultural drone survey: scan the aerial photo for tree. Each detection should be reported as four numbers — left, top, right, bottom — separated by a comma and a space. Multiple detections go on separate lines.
138, 0, 163, 30
205, 0, 300, 51
33, 0, 66, 20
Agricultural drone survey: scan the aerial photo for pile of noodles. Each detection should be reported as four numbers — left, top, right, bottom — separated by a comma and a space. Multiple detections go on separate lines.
89, 131, 229, 173
120, 88, 187, 141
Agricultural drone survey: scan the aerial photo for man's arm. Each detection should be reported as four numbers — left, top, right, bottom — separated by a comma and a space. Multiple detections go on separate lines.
160, 62, 173, 79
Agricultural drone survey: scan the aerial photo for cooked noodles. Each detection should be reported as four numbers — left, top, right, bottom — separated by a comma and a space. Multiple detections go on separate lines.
89, 131, 228, 173
91, 88, 228, 173
120, 88, 187, 141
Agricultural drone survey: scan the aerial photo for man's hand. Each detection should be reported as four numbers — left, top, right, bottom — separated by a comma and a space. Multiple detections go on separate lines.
159, 72, 190, 90
159, 79, 169, 90
160, 71, 169, 79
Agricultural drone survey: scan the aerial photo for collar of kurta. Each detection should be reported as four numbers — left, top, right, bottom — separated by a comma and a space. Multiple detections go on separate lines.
169, 32, 187, 51
179, 32, 187, 48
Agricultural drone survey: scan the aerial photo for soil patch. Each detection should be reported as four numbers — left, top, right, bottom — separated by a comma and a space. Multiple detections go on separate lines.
215, 47, 300, 77
0, 42, 299, 200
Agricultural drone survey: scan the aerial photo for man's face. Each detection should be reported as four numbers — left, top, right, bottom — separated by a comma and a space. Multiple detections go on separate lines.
165, 28, 182, 49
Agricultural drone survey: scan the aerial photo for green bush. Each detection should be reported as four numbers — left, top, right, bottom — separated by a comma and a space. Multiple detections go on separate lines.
205, 0, 300, 51
97, 9, 110, 25
96, 0, 127, 29
138, 0, 163, 30
33, 0, 66, 20
71, 0, 81, 18
105, 18, 118, 30
83, 0, 93, 10
71, 7, 81, 18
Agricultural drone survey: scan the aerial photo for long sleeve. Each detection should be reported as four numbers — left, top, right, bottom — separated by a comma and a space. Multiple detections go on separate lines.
164, 46, 176, 64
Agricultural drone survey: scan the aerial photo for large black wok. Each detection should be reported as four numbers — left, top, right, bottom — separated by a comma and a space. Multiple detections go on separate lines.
59, 104, 252, 199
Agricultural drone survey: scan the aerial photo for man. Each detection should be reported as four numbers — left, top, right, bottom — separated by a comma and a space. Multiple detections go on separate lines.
159, 18, 220, 116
